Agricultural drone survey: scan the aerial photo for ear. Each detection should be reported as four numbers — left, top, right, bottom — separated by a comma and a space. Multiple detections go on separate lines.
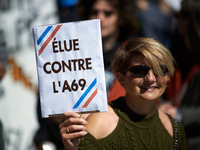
116, 72, 125, 88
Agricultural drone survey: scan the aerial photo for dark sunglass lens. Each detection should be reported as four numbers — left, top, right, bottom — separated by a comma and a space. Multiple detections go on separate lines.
104, 11, 114, 17
160, 65, 168, 76
130, 66, 149, 77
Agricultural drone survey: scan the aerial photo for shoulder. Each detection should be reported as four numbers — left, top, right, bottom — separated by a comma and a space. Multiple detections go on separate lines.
158, 109, 173, 137
159, 109, 186, 149
85, 105, 119, 139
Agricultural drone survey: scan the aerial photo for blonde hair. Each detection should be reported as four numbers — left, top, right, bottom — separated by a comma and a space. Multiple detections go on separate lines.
112, 37, 176, 77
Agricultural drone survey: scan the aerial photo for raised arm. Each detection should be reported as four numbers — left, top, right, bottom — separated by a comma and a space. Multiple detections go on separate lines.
59, 105, 117, 149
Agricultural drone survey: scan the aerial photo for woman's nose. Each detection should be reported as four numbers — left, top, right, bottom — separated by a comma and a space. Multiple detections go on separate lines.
145, 69, 156, 82
97, 12, 106, 20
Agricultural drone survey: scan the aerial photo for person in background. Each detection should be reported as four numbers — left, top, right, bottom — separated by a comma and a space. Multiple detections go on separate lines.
159, 0, 200, 149
76, 0, 139, 94
57, 0, 80, 23
135, 0, 178, 49
59, 37, 186, 150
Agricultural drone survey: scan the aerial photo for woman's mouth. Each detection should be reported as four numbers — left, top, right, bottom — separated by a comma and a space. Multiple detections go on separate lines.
140, 86, 157, 91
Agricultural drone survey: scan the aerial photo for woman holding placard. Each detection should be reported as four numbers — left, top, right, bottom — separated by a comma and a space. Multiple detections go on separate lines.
59, 37, 186, 150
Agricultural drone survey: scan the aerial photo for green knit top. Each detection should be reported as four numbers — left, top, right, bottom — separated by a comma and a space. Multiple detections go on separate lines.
78, 97, 186, 150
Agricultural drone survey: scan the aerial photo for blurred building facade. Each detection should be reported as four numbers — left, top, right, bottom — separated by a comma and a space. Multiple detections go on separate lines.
0, 0, 59, 149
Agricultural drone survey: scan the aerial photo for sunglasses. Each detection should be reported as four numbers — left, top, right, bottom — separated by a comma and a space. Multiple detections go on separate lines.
123, 65, 168, 78
90, 9, 114, 17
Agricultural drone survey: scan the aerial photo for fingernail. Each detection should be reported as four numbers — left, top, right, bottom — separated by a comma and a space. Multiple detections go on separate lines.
83, 131, 88, 134
75, 113, 80, 117
82, 119, 88, 124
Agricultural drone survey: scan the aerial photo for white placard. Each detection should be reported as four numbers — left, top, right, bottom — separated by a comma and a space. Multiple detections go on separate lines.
32, 19, 108, 118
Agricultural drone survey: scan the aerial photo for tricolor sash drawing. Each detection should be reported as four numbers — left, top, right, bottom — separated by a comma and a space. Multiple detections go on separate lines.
32, 19, 108, 118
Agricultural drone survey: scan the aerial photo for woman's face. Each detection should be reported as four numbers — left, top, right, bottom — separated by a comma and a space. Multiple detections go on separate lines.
89, 0, 119, 38
118, 55, 169, 102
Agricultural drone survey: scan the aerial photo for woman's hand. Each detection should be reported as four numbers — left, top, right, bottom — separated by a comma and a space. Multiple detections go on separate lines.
59, 112, 88, 150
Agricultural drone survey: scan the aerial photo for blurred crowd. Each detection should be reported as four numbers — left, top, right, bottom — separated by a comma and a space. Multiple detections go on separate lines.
0, 0, 200, 150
